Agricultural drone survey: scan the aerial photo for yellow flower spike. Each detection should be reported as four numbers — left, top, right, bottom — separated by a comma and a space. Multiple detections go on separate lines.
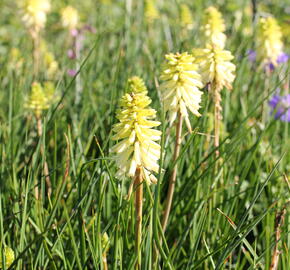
111, 76, 161, 184
180, 4, 194, 30
193, 45, 236, 91
25, 82, 50, 118
201, 6, 226, 49
193, 45, 235, 156
111, 77, 160, 268
22, 0, 51, 32
257, 16, 284, 66
0, 246, 14, 269
127, 76, 148, 94
43, 81, 56, 103
145, 0, 159, 23
61, 6, 79, 30
44, 51, 59, 79
37, 40, 59, 79
159, 52, 204, 132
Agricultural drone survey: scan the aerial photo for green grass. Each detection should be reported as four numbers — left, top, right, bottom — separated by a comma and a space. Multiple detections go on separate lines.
0, 0, 289, 269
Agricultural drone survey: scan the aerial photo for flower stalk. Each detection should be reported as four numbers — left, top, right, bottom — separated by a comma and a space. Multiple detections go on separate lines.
111, 76, 161, 268
134, 166, 143, 269
193, 44, 235, 157
21, 0, 51, 76
101, 232, 110, 270
36, 116, 52, 197
26, 82, 54, 198
194, 6, 236, 157
159, 52, 203, 231
162, 110, 183, 232
211, 82, 222, 156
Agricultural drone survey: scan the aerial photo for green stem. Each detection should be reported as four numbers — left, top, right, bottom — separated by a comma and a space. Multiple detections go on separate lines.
162, 110, 183, 232
135, 167, 143, 269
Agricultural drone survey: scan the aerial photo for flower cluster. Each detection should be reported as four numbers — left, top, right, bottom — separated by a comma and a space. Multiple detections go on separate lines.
269, 93, 290, 122
195, 6, 235, 92
22, 0, 51, 32
257, 17, 284, 67
145, 0, 159, 23
25, 81, 55, 117
126, 76, 147, 94
61, 6, 79, 30
0, 246, 14, 269
111, 77, 161, 184
159, 52, 204, 131
40, 41, 59, 79
201, 6, 226, 49
180, 4, 193, 30
65, 24, 95, 77
193, 45, 236, 91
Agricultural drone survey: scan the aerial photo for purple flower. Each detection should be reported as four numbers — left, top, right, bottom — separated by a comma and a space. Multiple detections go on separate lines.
70, 28, 79, 37
67, 49, 76, 59
269, 94, 290, 122
247, 50, 256, 62
247, 50, 289, 69
67, 69, 77, 77
277, 52, 289, 64
268, 62, 275, 72
268, 53, 290, 71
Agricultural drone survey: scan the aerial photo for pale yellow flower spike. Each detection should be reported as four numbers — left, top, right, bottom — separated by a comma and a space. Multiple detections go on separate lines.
22, 0, 51, 32
0, 246, 14, 269
159, 52, 204, 132
145, 0, 159, 23
180, 4, 194, 30
112, 77, 159, 269
111, 76, 161, 185
39, 40, 59, 80
127, 76, 148, 94
193, 45, 235, 156
193, 45, 236, 91
201, 6, 226, 49
25, 82, 50, 118
257, 16, 283, 66
61, 6, 79, 30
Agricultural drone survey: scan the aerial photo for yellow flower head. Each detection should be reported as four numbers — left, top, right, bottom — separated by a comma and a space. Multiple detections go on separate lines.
111, 77, 161, 184
193, 45, 236, 91
159, 52, 203, 132
145, 0, 159, 23
61, 6, 79, 30
201, 6, 226, 49
44, 51, 59, 79
257, 16, 283, 66
22, 0, 51, 31
180, 4, 193, 30
127, 76, 147, 94
25, 81, 51, 117
0, 247, 14, 269
43, 81, 56, 102
39, 40, 59, 79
